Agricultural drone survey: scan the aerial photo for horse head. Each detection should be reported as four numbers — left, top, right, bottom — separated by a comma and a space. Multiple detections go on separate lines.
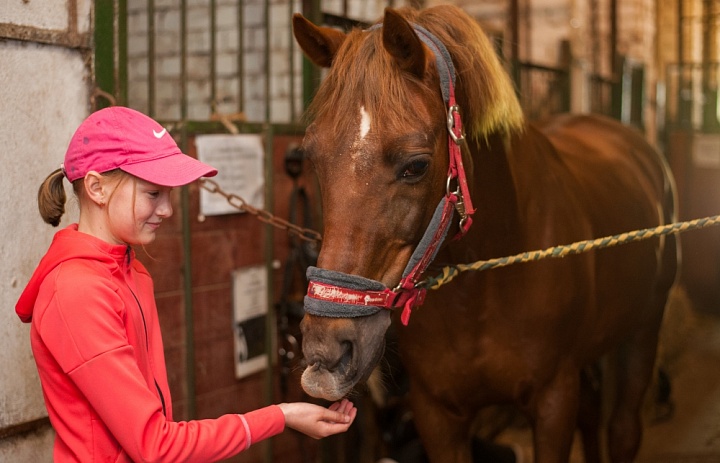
292, 6, 523, 401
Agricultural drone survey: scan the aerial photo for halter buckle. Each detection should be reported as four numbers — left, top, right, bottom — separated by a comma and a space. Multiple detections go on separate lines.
455, 195, 466, 218
447, 104, 465, 144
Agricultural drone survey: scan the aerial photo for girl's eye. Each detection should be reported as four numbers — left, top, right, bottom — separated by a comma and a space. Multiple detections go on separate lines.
401, 159, 429, 179
148, 191, 160, 198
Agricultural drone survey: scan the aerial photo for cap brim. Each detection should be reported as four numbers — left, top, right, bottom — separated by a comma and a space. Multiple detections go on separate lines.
120, 153, 218, 187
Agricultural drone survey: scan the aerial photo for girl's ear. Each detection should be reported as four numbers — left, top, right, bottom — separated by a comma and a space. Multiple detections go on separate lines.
83, 171, 106, 206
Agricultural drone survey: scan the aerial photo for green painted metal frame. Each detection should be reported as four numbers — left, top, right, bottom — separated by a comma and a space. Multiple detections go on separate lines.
94, 0, 127, 108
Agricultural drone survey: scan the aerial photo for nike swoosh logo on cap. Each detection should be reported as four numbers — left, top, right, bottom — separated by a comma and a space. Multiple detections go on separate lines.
153, 128, 167, 138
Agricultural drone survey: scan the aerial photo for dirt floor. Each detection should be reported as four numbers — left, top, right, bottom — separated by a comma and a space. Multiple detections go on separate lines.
495, 287, 720, 463
635, 307, 720, 463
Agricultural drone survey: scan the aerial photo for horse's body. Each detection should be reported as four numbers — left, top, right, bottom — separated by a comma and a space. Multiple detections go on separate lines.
293, 6, 677, 463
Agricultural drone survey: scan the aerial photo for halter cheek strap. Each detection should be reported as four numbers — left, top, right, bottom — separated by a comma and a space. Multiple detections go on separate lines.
412, 24, 476, 233
304, 22, 475, 325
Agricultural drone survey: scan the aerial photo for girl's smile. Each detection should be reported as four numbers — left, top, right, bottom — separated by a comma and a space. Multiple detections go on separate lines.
88, 173, 174, 246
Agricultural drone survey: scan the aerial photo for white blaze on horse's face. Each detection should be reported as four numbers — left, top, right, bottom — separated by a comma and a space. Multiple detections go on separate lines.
359, 106, 371, 139
350, 106, 373, 172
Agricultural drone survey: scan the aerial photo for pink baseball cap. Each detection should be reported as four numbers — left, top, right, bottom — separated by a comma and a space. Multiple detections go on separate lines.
62, 106, 217, 187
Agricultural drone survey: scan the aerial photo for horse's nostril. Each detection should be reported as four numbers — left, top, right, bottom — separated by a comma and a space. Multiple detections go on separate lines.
303, 340, 355, 373
338, 341, 353, 374
322, 341, 354, 372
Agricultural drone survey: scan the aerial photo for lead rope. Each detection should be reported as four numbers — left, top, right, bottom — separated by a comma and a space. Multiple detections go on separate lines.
420, 214, 720, 290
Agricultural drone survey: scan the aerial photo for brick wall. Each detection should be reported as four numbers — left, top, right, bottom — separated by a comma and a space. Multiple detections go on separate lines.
126, 0, 305, 123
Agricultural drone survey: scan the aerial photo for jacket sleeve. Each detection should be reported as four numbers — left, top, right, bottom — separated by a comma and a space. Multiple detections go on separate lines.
68, 345, 285, 462
37, 268, 285, 462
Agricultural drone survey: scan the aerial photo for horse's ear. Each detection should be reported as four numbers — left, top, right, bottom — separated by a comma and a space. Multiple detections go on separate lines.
292, 13, 346, 68
382, 8, 426, 79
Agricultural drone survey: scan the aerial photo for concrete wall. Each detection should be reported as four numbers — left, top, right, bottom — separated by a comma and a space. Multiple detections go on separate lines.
0, 0, 92, 461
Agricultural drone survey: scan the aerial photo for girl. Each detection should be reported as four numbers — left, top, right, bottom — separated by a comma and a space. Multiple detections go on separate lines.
16, 106, 356, 462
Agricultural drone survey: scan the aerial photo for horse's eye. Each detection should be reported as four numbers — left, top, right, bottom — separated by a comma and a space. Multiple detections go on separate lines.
401, 160, 429, 179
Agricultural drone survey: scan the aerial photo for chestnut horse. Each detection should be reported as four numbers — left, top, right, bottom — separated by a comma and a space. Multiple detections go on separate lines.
293, 5, 677, 463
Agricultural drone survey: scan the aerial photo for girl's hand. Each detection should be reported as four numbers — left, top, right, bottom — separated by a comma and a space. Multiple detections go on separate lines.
278, 399, 357, 439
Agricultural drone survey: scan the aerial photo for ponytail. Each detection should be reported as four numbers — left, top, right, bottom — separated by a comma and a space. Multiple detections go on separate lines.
38, 168, 67, 226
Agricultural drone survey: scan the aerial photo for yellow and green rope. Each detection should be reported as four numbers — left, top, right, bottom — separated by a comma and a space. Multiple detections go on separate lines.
420, 215, 720, 291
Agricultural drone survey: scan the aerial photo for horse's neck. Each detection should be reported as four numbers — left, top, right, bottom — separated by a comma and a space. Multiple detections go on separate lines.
473, 132, 520, 217
465, 127, 547, 255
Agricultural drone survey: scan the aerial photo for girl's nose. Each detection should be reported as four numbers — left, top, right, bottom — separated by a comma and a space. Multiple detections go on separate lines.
158, 194, 173, 218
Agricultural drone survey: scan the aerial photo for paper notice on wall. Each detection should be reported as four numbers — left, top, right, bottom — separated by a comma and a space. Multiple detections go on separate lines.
232, 265, 269, 379
196, 134, 265, 216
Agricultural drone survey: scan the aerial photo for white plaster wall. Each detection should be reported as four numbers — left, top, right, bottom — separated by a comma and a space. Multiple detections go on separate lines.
3, 0, 69, 30
3, 0, 91, 33
0, 39, 88, 461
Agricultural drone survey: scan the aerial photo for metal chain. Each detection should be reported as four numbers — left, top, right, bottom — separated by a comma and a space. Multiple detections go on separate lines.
199, 178, 322, 243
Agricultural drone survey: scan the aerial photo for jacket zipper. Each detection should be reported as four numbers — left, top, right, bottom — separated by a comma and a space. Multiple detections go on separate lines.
126, 247, 167, 417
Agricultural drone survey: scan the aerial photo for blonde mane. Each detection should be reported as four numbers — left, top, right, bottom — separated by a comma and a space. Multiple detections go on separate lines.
307, 4, 525, 140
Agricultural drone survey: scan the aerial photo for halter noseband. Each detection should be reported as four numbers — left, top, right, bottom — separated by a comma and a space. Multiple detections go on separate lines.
304, 22, 475, 325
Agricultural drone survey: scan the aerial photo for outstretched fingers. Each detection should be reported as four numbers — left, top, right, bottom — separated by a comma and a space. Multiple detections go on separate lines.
278, 399, 357, 439
328, 398, 355, 417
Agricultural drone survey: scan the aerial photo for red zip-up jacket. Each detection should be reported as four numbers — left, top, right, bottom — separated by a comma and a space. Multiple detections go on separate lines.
16, 224, 285, 462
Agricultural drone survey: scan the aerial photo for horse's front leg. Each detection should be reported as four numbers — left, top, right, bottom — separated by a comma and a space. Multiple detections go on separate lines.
409, 386, 474, 463
577, 364, 603, 463
531, 368, 580, 463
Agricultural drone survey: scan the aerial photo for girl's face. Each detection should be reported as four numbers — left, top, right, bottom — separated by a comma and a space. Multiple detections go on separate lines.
106, 175, 173, 246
